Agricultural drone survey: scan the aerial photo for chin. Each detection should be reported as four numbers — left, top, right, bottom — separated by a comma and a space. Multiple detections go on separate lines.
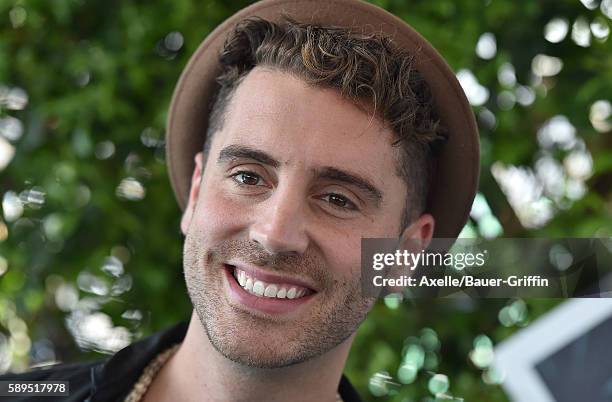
205, 319, 314, 368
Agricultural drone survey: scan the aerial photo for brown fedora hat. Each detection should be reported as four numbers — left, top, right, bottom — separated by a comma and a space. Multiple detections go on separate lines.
166, 0, 480, 239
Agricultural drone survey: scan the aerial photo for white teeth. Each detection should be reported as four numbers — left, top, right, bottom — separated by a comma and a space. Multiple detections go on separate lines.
233, 268, 311, 300
252, 281, 265, 296
264, 284, 278, 297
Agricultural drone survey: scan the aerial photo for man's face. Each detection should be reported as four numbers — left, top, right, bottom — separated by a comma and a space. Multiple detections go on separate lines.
181, 67, 416, 368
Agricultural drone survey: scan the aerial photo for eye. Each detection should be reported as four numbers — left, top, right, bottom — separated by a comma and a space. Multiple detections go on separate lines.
321, 193, 358, 211
231, 171, 264, 186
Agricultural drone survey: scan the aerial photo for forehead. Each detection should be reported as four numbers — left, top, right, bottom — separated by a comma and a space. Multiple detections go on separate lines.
217, 67, 402, 183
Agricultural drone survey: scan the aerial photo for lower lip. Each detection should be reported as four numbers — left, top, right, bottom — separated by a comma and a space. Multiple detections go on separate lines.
224, 265, 316, 315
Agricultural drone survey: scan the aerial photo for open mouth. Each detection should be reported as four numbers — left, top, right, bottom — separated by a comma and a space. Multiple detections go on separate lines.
225, 264, 316, 300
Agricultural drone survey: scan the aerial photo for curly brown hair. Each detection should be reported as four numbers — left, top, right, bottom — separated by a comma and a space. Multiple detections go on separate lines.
204, 16, 447, 230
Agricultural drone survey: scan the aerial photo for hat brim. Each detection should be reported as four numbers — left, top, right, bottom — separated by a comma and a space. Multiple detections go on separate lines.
166, 0, 480, 239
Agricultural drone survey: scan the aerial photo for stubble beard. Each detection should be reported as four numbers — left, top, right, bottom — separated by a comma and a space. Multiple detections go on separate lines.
182, 229, 375, 369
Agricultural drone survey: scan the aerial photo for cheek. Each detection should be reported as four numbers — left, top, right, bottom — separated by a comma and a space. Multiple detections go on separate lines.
191, 183, 250, 242
316, 232, 363, 282
315, 217, 403, 284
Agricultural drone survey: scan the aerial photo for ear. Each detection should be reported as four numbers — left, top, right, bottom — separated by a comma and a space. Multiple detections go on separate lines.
381, 214, 436, 295
180, 152, 205, 235
399, 213, 435, 251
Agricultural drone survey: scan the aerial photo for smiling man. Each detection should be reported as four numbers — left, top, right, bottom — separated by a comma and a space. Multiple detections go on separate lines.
149, 5, 477, 398
166, 66, 411, 401
0, 0, 478, 401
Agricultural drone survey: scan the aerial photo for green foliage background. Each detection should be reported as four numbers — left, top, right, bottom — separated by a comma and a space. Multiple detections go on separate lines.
0, 0, 610, 401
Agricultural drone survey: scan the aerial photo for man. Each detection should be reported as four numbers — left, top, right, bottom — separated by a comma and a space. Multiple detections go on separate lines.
0, 0, 478, 401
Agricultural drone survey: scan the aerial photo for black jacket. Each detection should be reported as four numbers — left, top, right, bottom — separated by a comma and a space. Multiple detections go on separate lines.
0, 322, 363, 402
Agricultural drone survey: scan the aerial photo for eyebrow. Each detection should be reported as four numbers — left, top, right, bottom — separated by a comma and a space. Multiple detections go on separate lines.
217, 145, 280, 168
217, 144, 383, 206
316, 167, 383, 206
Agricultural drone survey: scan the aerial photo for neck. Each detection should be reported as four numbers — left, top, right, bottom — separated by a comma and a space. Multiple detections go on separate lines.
144, 311, 354, 402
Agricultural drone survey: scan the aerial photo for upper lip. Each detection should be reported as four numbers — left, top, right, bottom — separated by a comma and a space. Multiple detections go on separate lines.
226, 261, 319, 292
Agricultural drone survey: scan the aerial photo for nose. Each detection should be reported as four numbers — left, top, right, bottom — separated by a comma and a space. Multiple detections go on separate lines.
249, 187, 309, 255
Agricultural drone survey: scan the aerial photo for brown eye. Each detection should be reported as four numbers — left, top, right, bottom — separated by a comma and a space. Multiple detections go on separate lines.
232, 171, 262, 186
322, 193, 357, 210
